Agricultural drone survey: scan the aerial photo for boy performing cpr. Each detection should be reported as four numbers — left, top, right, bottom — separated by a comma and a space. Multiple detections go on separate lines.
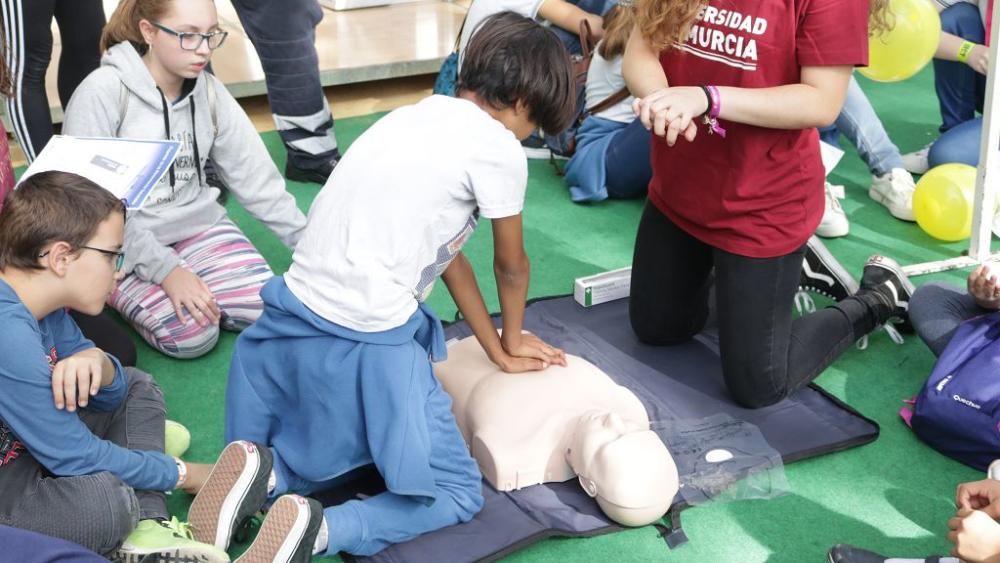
220, 12, 576, 559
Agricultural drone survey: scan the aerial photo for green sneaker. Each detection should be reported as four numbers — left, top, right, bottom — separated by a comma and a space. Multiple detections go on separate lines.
116, 518, 230, 563
165, 420, 192, 458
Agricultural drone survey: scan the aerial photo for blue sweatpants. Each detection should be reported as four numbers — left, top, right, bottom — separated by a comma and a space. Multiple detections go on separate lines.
268, 373, 483, 557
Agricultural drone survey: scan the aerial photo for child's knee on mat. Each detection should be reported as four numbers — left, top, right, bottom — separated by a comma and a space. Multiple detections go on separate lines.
448, 479, 486, 523
630, 312, 704, 346
723, 363, 789, 409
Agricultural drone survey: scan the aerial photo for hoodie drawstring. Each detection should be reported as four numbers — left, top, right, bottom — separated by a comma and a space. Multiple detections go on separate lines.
156, 87, 175, 191
190, 100, 203, 187
157, 86, 205, 189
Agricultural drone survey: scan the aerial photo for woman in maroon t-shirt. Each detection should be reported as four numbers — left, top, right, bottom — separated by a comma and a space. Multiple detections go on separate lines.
621, 0, 913, 408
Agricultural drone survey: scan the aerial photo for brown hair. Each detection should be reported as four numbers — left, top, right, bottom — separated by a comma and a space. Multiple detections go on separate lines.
634, 0, 707, 53
597, 5, 636, 59
635, 0, 891, 51
870, 0, 892, 37
100, 0, 175, 54
457, 12, 577, 134
0, 172, 124, 271
0, 15, 14, 96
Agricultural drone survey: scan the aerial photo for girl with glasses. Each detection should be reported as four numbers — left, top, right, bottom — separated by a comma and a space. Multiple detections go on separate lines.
62, 0, 307, 360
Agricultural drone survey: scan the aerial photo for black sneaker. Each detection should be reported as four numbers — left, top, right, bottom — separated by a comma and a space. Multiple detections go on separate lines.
285, 155, 339, 185
827, 544, 887, 563
188, 441, 273, 551
799, 236, 858, 301
858, 255, 915, 325
235, 495, 323, 563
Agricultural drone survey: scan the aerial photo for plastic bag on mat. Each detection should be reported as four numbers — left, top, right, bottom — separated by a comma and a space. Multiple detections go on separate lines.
652, 413, 789, 506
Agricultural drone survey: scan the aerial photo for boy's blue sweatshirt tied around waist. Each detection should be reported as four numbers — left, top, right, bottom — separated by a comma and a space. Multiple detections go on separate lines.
225, 276, 452, 505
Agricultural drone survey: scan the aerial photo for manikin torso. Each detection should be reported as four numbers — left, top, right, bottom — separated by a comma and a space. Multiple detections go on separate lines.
434, 334, 650, 491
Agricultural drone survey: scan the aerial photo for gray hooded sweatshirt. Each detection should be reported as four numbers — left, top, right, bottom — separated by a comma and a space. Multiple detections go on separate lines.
63, 42, 306, 284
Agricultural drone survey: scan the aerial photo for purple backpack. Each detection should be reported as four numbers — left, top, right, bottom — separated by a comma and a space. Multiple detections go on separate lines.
903, 310, 1000, 471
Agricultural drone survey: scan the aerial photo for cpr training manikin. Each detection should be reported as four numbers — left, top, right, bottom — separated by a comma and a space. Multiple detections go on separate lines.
433, 334, 679, 527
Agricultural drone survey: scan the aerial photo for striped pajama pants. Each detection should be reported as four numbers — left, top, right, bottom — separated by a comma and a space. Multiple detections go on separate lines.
109, 218, 274, 359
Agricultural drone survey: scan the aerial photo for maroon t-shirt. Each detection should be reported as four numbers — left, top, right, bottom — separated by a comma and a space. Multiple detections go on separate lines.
649, 0, 869, 257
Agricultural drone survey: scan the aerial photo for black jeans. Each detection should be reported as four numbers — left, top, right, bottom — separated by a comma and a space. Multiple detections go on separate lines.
629, 202, 876, 408
1, 0, 105, 161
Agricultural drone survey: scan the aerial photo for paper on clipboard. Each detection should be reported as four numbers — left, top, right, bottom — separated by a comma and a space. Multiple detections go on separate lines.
18, 136, 180, 209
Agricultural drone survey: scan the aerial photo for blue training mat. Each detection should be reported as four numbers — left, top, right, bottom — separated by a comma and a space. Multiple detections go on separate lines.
337, 295, 879, 563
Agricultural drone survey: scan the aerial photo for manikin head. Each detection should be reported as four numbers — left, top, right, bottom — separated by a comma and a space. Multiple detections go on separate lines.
567, 411, 678, 527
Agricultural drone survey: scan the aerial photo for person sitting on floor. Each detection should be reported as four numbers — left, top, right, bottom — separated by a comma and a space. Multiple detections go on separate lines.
0, 171, 336, 563
908, 263, 1000, 357
222, 13, 575, 559
0, 14, 138, 366
563, 3, 652, 202
62, 0, 306, 360
901, 0, 993, 174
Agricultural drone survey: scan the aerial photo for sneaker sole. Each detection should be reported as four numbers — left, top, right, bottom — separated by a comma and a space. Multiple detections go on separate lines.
188, 441, 265, 550
803, 237, 859, 296
120, 546, 229, 563
235, 495, 313, 563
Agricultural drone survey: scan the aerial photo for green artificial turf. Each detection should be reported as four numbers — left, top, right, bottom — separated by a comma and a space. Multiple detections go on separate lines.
115, 66, 996, 562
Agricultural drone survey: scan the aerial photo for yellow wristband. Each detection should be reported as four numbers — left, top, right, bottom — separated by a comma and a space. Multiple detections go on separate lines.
957, 40, 976, 63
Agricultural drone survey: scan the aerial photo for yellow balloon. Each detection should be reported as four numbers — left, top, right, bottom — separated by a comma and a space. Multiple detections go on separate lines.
859, 0, 941, 82
913, 163, 978, 241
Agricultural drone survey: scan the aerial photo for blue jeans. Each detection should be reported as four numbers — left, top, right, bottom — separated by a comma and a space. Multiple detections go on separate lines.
550, 0, 617, 54
909, 282, 989, 356
269, 375, 483, 557
929, 116, 982, 167
819, 75, 904, 176
934, 3, 987, 132
605, 118, 652, 199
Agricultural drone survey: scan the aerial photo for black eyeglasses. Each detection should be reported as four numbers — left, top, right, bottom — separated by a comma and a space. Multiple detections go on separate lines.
151, 22, 228, 51
38, 247, 126, 271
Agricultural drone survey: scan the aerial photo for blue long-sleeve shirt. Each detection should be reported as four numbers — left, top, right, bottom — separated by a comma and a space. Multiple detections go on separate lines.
0, 280, 178, 491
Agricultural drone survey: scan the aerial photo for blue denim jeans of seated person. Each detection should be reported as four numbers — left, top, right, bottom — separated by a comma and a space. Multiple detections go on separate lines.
819, 75, 904, 176
933, 3, 987, 132
929, 116, 983, 168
